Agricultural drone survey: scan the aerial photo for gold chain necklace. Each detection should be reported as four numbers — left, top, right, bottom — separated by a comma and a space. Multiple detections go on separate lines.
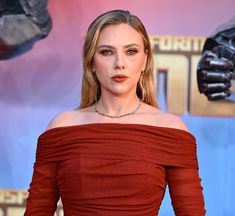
93, 99, 142, 118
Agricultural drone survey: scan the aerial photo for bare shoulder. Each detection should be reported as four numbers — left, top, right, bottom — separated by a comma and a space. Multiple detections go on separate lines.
46, 110, 79, 131
158, 112, 188, 131
141, 104, 188, 131
46, 106, 94, 131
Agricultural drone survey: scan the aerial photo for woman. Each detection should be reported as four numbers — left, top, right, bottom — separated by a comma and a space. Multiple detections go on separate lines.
24, 10, 206, 215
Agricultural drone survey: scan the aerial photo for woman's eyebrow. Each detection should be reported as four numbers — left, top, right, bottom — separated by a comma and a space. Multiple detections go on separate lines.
97, 45, 114, 49
97, 43, 141, 49
124, 43, 141, 48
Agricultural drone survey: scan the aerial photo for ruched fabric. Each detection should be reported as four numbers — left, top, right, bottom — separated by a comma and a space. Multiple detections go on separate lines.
24, 123, 205, 216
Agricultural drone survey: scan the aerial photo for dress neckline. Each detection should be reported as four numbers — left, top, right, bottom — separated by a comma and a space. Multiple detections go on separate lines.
40, 122, 194, 139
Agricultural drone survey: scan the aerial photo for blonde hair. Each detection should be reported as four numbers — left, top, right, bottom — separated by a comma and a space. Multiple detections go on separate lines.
79, 10, 159, 108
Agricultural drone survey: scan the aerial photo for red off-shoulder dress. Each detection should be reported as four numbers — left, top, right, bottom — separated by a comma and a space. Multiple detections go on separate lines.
24, 123, 206, 215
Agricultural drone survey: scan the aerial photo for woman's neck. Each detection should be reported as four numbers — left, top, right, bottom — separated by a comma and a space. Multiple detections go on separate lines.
96, 94, 141, 116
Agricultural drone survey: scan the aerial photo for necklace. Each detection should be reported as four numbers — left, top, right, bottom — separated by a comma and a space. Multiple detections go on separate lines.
93, 99, 142, 118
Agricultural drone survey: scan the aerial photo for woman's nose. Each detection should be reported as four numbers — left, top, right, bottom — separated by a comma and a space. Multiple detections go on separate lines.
115, 53, 125, 70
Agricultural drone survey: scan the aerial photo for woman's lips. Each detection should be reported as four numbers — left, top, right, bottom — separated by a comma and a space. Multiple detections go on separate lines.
111, 74, 129, 82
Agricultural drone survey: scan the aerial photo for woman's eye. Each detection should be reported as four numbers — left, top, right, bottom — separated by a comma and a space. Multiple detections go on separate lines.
100, 50, 113, 56
127, 49, 138, 55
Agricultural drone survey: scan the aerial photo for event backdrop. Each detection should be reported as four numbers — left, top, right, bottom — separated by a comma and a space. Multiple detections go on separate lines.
0, 0, 235, 215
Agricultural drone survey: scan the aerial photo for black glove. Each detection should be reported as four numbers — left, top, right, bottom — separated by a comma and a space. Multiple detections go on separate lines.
0, 0, 52, 60
197, 47, 234, 100
197, 25, 235, 100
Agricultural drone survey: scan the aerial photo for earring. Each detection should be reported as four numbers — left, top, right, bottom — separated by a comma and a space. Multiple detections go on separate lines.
141, 70, 145, 76
92, 68, 95, 73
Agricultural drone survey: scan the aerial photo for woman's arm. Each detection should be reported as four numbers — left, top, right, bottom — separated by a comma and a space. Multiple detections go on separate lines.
166, 166, 206, 215
24, 162, 59, 215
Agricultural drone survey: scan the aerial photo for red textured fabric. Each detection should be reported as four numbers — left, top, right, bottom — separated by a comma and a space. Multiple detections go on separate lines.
24, 123, 205, 215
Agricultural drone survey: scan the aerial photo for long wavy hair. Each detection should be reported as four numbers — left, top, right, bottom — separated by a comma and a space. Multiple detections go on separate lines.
79, 10, 159, 108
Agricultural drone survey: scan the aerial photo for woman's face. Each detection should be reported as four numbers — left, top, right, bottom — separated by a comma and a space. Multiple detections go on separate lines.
93, 23, 147, 97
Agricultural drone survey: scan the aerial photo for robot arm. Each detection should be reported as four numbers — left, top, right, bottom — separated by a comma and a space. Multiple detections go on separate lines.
0, 0, 52, 60
197, 16, 235, 100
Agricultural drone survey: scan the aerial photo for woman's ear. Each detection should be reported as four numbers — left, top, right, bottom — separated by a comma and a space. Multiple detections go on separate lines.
142, 54, 147, 71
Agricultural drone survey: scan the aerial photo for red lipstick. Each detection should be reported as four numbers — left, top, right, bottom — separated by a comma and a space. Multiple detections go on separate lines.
111, 74, 129, 82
